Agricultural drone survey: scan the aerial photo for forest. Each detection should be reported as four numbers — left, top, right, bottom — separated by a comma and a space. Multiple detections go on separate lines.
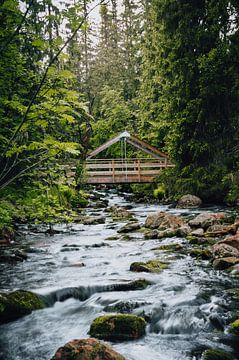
1, 2, 239, 360
0, 0, 239, 230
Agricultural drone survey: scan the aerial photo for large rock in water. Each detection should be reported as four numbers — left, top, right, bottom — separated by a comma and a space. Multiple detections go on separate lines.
188, 213, 224, 230
177, 194, 202, 208
0, 290, 46, 324
212, 243, 239, 259
213, 257, 239, 270
217, 233, 239, 251
51, 338, 125, 360
117, 222, 141, 233
89, 314, 146, 341
145, 211, 186, 230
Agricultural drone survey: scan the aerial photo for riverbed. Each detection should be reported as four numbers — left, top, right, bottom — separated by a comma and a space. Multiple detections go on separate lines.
0, 189, 238, 360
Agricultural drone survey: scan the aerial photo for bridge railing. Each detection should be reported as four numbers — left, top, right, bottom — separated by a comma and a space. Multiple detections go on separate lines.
84, 158, 174, 184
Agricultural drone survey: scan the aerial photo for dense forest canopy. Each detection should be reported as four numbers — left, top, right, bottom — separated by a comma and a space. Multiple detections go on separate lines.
0, 0, 239, 228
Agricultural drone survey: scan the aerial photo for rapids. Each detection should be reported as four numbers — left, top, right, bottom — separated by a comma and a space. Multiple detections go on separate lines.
0, 189, 238, 360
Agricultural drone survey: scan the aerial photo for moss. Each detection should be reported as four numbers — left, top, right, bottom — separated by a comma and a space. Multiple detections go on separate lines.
153, 243, 182, 252
105, 235, 120, 241
130, 260, 169, 273
202, 349, 233, 360
128, 279, 152, 290
89, 314, 146, 341
189, 248, 212, 260
0, 290, 46, 324
229, 319, 239, 335
186, 235, 199, 243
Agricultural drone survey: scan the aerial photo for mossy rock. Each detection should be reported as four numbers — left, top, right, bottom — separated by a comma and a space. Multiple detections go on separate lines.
105, 235, 120, 241
229, 319, 239, 334
189, 248, 212, 260
0, 290, 46, 323
153, 243, 182, 252
130, 260, 169, 273
202, 349, 233, 360
89, 314, 146, 341
51, 338, 125, 360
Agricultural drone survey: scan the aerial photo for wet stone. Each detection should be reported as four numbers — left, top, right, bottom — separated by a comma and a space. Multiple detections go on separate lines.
51, 338, 125, 360
89, 314, 146, 341
130, 260, 169, 273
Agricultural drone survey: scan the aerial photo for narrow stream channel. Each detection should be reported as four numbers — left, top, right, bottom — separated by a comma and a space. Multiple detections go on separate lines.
0, 189, 238, 360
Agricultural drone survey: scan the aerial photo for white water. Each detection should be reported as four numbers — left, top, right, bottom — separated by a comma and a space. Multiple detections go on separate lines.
0, 190, 238, 360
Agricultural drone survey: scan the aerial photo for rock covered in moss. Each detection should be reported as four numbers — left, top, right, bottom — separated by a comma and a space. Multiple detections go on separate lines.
130, 260, 168, 273
51, 338, 125, 360
153, 243, 183, 252
89, 314, 146, 341
117, 222, 141, 233
0, 290, 46, 323
202, 348, 233, 360
189, 248, 212, 260
109, 206, 135, 221
229, 319, 239, 334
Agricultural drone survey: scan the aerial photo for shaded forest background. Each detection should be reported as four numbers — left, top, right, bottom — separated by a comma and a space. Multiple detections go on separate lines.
0, 0, 239, 229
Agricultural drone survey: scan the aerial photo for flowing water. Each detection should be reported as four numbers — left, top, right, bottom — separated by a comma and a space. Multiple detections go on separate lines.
0, 189, 238, 360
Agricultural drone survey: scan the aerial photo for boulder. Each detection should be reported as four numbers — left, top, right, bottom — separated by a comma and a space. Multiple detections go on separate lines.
153, 243, 183, 252
83, 216, 105, 225
117, 222, 141, 233
217, 234, 239, 251
212, 257, 239, 270
188, 213, 222, 230
202, 349, 233, 360
144, 230, 159, 240
177, 194, 202, 208
191, 228, 204, 236
189, 248, 212, 260
206, 224, 237, 237
109, 206, 134, 221
145, 211, 186, 230
177, 226, 191, 237
0, 290, 46, 324
130, 260, 168, 273
51, 338, 125, 360
212, 243, 239, 259
89, 314, 146, 341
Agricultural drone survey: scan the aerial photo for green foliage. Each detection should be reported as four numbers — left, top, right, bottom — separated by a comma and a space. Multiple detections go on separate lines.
153, 184, 166, 200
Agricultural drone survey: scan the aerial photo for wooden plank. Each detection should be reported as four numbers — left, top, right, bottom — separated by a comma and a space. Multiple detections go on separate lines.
86, 175, 157, 184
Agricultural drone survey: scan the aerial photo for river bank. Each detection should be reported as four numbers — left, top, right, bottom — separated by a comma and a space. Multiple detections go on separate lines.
0, 188, 239, 360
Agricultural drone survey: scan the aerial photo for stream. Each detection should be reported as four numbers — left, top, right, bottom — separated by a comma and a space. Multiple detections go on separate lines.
0, 189, 239, 360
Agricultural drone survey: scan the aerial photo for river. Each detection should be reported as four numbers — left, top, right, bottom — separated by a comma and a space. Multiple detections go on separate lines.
0, 189, 238, 360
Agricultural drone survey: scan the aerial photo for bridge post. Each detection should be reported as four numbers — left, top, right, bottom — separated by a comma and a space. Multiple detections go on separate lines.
112, 160, 115, 183
138, 159, 141, 182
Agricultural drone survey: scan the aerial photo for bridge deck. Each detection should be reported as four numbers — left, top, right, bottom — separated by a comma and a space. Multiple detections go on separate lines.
84, 158, 174, 184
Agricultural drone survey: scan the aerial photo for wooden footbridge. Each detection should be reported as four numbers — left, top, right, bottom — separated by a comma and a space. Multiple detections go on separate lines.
82, 131, 174, 184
